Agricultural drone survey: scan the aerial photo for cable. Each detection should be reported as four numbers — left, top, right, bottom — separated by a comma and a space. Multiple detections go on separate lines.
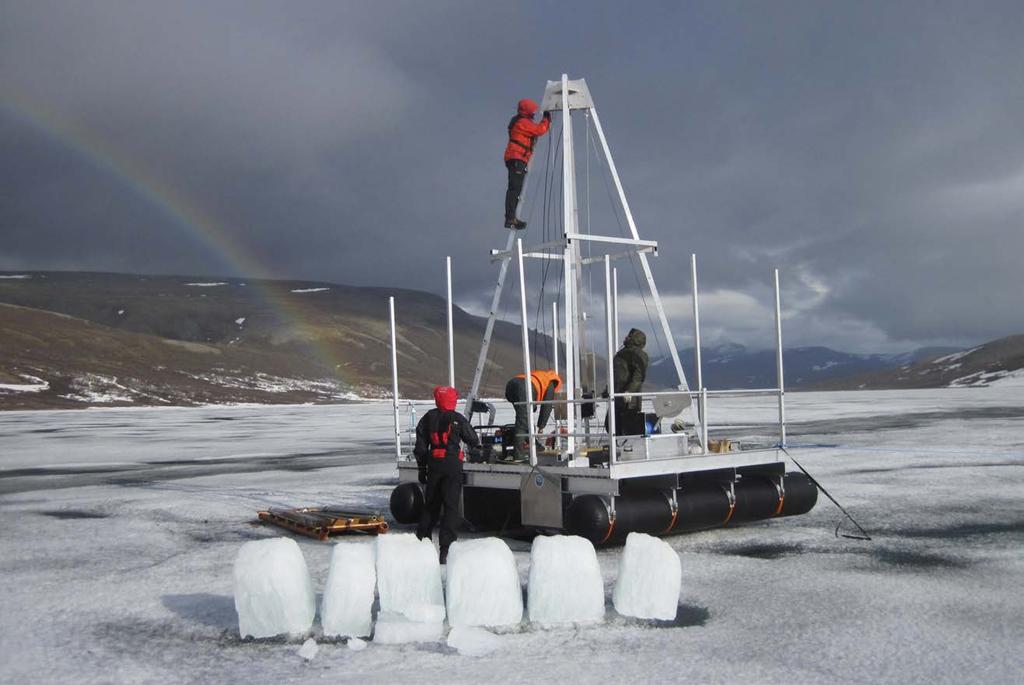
780, 446, 872, 541
531, 124, 561, 370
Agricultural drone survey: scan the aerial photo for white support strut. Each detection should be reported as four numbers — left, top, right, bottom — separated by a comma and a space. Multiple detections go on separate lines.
516, 239, 537, 466
588, 108, 688, 393
560, 73, 578, 458
691, 253, 703, 396
604, 255, 617, 464
612, 267, 620, 349
774, 268, 786, 447
552, 300, 560, 377
388, 296, 401, 460
445, 256, 455, 389
464, 230, 515, 415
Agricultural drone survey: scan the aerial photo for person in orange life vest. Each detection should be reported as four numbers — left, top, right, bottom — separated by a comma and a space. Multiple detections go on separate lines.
503, 369, 563, 458
504, 98, 551, 229
414, 385, 480, 564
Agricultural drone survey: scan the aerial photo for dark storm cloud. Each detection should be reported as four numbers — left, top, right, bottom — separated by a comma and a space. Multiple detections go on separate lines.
2, 1, 1022, 352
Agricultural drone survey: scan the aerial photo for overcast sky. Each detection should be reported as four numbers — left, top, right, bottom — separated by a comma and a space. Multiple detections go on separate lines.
2, 1, 1022, 353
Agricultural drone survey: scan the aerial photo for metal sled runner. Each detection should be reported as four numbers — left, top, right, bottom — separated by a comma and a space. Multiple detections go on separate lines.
386, 75, 817, 544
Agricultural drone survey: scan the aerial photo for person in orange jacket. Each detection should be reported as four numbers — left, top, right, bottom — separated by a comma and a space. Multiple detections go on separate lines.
504, 369, 562, 458
504, 98, 551, 229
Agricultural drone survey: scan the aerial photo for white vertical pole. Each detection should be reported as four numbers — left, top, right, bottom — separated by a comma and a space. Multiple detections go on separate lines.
690, 253, 703, 398
612, 267, 620, 349
774, 268, 786, 447
564, 76, 585, 397
700, 389, 708, 454
389, 297, 401, 460
552, 300, 560, 377
604, 255, 617, 464
516, 239, 537, 466
560, 74, 577, 458
445, 256, 455, 389
589, 107, 687, 391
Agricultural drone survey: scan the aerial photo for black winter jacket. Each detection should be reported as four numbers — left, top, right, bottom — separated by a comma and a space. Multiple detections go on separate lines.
413, 409, 480, 471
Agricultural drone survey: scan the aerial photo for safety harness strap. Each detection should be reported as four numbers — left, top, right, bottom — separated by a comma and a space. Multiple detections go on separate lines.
429, 415, 464, 461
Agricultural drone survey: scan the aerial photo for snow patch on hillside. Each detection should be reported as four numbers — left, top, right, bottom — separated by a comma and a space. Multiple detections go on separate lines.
950, 368, 1024, 388
290, 287, 330, 294
182, 371, 361, 399
0, 375, 49, 393
934, 346, 982, 364
184, 282, 228, 287
61, 374, 136, 403
0, 274, 31, 279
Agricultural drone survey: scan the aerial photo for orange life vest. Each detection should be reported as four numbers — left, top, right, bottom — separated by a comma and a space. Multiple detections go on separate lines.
514, 369, 563, 402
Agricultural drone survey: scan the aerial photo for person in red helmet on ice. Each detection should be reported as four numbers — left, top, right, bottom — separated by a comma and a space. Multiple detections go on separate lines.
414, 385, 480, 564
504, 98, 551, 229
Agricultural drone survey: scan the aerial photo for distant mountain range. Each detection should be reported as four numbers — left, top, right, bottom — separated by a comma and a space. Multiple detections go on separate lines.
808, 334, 1024, 390
646, 343, 962, 390
1, 271, 1019, 409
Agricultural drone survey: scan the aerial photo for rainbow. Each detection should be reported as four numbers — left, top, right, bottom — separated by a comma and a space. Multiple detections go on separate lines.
2, 91, 350, 385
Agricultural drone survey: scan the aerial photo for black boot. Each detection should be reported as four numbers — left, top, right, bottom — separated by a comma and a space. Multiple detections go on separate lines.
511, 219, 527, 230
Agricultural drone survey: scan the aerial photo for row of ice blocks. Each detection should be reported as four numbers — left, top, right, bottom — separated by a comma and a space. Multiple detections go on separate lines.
233, 532, 681, 639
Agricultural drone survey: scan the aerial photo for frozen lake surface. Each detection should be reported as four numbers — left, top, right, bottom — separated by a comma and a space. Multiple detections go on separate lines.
1, 388, 1022, 683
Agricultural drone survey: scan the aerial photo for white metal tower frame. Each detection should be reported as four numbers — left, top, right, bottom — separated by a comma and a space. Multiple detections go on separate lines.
463, 75, 696, 458
387, 74, 789, 482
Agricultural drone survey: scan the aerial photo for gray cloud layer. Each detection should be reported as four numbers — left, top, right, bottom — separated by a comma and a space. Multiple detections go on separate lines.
3, 1, 1022, 352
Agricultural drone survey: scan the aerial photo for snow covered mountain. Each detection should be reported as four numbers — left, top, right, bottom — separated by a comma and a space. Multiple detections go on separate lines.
646, 343, 961, 390
811, 334, 1024, 389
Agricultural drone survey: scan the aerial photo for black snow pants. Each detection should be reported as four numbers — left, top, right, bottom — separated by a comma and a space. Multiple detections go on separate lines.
606, 397, 645, 436
505, 159, 527, 221
416, 466, 462, 557
504, 377, 531, 457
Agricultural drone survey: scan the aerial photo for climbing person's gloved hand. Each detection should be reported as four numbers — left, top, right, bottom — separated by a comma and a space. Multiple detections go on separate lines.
543, 110, 551, 119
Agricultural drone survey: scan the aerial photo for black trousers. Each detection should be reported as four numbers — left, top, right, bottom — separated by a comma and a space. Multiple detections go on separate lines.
504, 377, 531, 456
505, 159, 527, 221
416, 467, 461, 556
605, 397, 645, 436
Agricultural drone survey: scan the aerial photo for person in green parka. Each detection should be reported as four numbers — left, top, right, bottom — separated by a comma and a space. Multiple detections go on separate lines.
608, 328, 649, 435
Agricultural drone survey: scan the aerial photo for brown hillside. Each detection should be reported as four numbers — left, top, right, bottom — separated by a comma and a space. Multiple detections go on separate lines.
0, 272, 559, 409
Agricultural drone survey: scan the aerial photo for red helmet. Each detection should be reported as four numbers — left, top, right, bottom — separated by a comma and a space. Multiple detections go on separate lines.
433, 385, 458, 411
517, 98, 539, 116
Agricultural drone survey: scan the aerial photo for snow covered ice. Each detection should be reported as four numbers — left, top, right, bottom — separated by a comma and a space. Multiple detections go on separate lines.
527, 535, 605, 625
613, 532, 682, 620
447, 626, 503, 657
2, 391, 1023, 682
445, 537, 523, 627
321, 541, 376, 638
375, 533, 445, 622
233, 537, 315, 639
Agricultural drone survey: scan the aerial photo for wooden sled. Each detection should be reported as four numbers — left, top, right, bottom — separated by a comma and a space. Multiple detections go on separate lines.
257, 507, 389, 541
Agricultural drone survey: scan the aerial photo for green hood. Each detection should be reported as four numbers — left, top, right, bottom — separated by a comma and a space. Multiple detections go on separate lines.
624, 328, 646, 349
